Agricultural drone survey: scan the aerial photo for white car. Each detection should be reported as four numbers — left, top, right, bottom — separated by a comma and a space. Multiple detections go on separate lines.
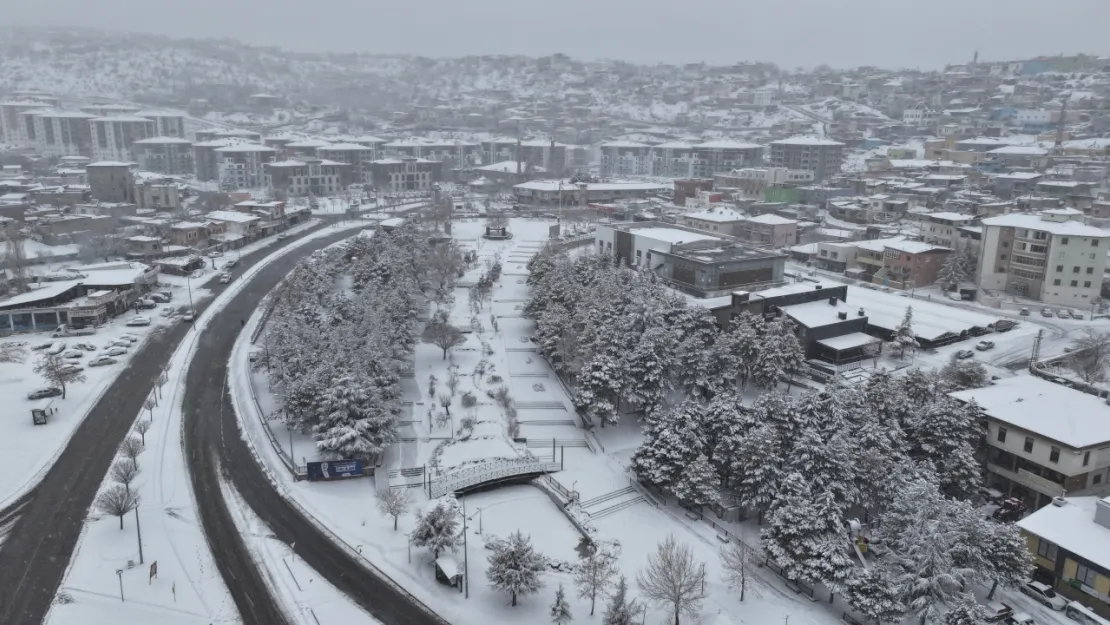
219, 273, 232, 284
45, 342, 66, 355
126, 316, 152, 327
106, 347, 128, 357
208, 250, 223, 258
88, 356, 117, 367
62, 350, 84, 359
109, 340, 130, 349
119, 335, 139, 343
1020, 580, 1067, 610
182, 311, 196, 322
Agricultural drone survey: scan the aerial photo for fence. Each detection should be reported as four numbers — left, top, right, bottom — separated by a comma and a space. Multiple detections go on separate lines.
428, 459, 562, 498
537, 474, 579, 504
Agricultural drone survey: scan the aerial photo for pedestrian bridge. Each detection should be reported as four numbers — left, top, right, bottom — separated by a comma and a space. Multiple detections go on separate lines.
427, 458, 562, 498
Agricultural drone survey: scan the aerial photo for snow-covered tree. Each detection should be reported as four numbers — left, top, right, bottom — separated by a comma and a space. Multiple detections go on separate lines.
762, 473, 855, 592
551, 584, 573, 624
671, 453, 720, 506
843, 567, 906, 625
423, 311, 466, 360
411, 501, 459, 558
749, 316, 805, 390
636, 535, 707, 625
95, 484, 139, 530
574, 540, 621, 616
376, 488, 411, 530
891, 306, 919, 359
904, 399, 983, 499
313, 374, 398, 459
719, 540, 761, 601
935, 248, 966, 291
603, 576, 642, 625
486, 531, 546, 607
944, 593, 984, 625
939, 354, 989, 391
34, 352, 85, 399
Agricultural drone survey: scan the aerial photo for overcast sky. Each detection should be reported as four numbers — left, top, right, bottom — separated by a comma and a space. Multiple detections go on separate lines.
6, 0, 1110, 69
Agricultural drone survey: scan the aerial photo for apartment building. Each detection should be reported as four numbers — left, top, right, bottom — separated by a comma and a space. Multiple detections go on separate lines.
978, 209, 1110, 306
193, 128, 262, 143
690, 140, 763, 178
86, 162, 135, 203
715, 167, 815, 197
90, 115, 157, 162
919, 211, 978, 248
0, 99, 57, 145
479, 138, 567, 174
599, 141, 653, 176
1018, 496, 1110, 618
737, 214, 798, 248
768, 136, 846, 181
264, 158, 349, 196
315, 143, 376, 185
952, 376, 1110, 510
851, 237, 950, 288
214, 143, 277, 189
651, 141, 696, 178
368, 157, 443, 194
131, 137, 195, 175
682, 207, 747, 235
134, 109, 187, 138
29, 110, 96, 158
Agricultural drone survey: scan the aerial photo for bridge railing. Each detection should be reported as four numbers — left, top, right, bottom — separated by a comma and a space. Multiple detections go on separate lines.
429, 458, 561, 498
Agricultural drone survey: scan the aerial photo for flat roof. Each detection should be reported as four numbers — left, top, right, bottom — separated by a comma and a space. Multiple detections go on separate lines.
1017, 497, 1110, 573
684, 208, 746, 222
746, 214, 797, 225
981, 213, 1110, 237
817, 332, 880, 351
0, 280, 82, 308
626, 227, 724, 245
782, 299, 857, 329
771, 136, 845, 147
516, 180, 670, 193
951, 376, 1110, 449
477, 160, 546, 173
846, 285, 996, 341
206, 210, 260, 223
923, 211, 975, 222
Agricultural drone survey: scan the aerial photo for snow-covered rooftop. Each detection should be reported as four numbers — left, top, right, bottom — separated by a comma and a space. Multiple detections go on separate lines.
205, 210, 261, 223
745, 214, 797, 225
87, 161, 132, 167
695, 139, 763, 150
627, 227, 725, 245
995, 172, 1043, 180
923, 211, 976, 222
781, 299, 856, 329
133, 136, 193, 145
515, 180, 669, 193
317, 142, 374, 151
1017, 497, 1110, 572
477, 160, 546, 174
771, 136, 845, 147
214, 143, 276, 153
817, 332, 880, 351
981, 213, 1110, 237
684, 208, 746, 223
951, 376, 1110, 449
988, 145, 1048, 156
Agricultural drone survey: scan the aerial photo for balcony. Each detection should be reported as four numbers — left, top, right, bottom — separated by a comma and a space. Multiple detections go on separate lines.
987, 462, 1066, 498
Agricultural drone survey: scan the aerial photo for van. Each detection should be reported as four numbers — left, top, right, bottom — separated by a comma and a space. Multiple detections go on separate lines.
52, 325, 95, 338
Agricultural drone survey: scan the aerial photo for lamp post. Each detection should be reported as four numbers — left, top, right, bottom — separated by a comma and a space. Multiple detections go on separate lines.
462, 498, 469, 599
115, 569, 124, 602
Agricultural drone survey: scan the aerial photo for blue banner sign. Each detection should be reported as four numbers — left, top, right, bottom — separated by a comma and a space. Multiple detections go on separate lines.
306, 459, 363, 481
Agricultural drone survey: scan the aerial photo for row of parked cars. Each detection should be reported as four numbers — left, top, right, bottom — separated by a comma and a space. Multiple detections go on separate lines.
1020, 307, 1086, 320
26, 334, 142, 399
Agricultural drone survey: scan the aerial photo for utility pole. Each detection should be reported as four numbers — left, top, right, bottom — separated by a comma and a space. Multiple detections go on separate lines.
136, 504, 143, 564
462, 498, 469, 599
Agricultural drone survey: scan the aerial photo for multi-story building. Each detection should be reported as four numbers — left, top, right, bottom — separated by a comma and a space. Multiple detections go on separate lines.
90, 116, 157, 162
31, 110, 96, 158
681, 207, 747, 235
978, 209, 1110, 306
952, 376, 1110, 510
715, 167, 815, 197
131, 137, 195, 175
315, 143, 377, 185
381, 138, 482, 170
16, 107, 53, 148
134, 109, 187, 138
768, 136, 846, 181
599, 141, 653, 176
902, 104, 939, 127
0, 99, 57, 145
284, 138, 333, 156
193, 138, 246, 182
1017, 496, 1110, 619
193, 128, 262, 143
368, 157, 443, 194
479, 138, 566, 174
264, 158, 349, 196
851, 237, 951, 288
737, 214, 798, 248
80, 104, 141, 118
86, 161, 135, 203
918, 211, 978, 249
651, 141, 696, 178
214, 143, 277, 189
513, 180, 670, 207
691, 140, 764, 178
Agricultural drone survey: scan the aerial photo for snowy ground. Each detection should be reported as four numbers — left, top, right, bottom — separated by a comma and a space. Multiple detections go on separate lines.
43, 220, 374, 625
233, 218, 920, 625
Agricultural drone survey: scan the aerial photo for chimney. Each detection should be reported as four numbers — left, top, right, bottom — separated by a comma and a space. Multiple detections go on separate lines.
1052, 496, 1067, 507
828, 296, 838, 306
858, 307, 865, 316
838, 311, 848, 320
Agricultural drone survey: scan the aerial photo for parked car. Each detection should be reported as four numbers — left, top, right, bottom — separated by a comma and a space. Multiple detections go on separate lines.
277, 233, 288, 240
1004, 613, 1035, 625
59, 364, 83, 375
1041, 308, 1054, 317
126, 316, 152, 327
45, 342, 66, 355
88, 356, 117, 367
158, 291, 173, 301
976, 341, 995, 351
982, 602, 1014, 623
994, 320, 1018, 333
182, 311, 196, 322
956, 349, 975, 359
1071, 311, 1085, 320
27, 387, 62, 400
219, 273, 232, 284
208, 250, 223, 258
75, 343, 97, 351
62, 350, 84, 359
149, 293, 169, 304
1057, 310, 1070, 318
160, 307, 175, 317
120, 335, 139, 343
106, 347, 128, 357
1020, 308, 1030, 316
1021, 581, 1068, 610
109, 340, 130, 349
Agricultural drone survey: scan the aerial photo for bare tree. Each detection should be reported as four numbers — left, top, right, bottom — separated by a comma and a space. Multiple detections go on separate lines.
34, 353, 86, 399
861, 341, 882, 368
574, 540, 621, 616
376, 488, 411, 530
143, 396, 156, 419
120, 436, 145, 468
446, 369, 460, 396
636, 535, 707, 625
3, 230, 30, 294
422, 311, 466, 360
1068, 329, 1110, 385
427, 240, 464, 301
719, 541, 761, 602
95, 484, 139, 530
77, 232, 120, 263
134, 420, 151, 445
110, 458, 140, 494
439, 393, 452, 416
0, 343, 28, 364
156, 370, 169, 399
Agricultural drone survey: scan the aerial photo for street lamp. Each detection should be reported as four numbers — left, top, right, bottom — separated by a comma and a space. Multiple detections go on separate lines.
115, 569, 124, 602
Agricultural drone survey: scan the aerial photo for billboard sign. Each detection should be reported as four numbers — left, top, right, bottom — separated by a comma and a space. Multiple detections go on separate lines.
306, 459, 364, 481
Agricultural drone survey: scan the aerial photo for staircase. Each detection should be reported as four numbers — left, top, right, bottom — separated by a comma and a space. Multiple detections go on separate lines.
580, 486, 645, 519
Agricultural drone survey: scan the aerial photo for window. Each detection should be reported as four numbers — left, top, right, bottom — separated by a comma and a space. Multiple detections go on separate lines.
1050, 447, 1060, 463
1075, 564, 1100, 588
1037, 539, 1058, 561
997, 427, 1007, 443
1094, 239, 1100, 247
1072, 280, 1079, 287
1095, 474, 1104, 485
1054, 279, 1062, 286
1085, 281, 1092, 288
1034, 231, 1048, 240
1088, 267, 1095, 274
1074, 266, 1081, 273
1084, 450, 1091, 466
1002, 241, 1010, 248
1062, 237, 1070, 245
1001, 254, 1009, 261
1057, 265, 1064, 272
1024, 437, 1035, 453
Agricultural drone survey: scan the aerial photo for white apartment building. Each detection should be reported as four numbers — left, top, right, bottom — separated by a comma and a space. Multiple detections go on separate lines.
978, 209, 1110, 307
214, 143, 277, 189
902, 105, 939, 127
951, 376, 1110, 510
919, 211, 977, 248
135, 109, 187, 138
90, 115, 157, 162
32, 110, 96, 158
599, 141, 653, 177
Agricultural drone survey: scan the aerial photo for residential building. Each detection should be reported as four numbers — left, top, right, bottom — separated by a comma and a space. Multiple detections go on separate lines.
599, 141, 653, 176
815, 241, 858, 272
690, 140, 764, 177
513, 180, 670, 206
264, 158, 348, 196
169, 221, 209, 247
479, 138, 566, 174
0, 99, 57, 145
134, 110, 186, 138
919, 212, 978, 249
193, 138, 248, 182
134, 182, 183, 210
737, 214, 798, 248
214, 143, 277, 189
993, 172, 1043, 197
86, 162, 135, 203
205, 210, 261, 238
16, 108, 54, 148
193, 128, 262, 143
672, 179, 714, 206
651, 142, 696, 178
131, 137, 195, 175
315, 143, 377, 185
768, 136, 846, 181
368, 157, 443, 194
903, 105, 939, 127
952, 376, 1110, 510
90, 115, 157, 162
31, 110, 96, 158
978, 209, 1110, 305
715, 168, 815, 197
682, 207, 747, 235
80, 104, 141, 118
851, 237, 951, 288
1017, 496, 1110, 618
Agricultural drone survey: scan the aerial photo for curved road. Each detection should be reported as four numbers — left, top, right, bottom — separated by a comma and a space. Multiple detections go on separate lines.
183, 221, 447, 625
0, 218, 343, 624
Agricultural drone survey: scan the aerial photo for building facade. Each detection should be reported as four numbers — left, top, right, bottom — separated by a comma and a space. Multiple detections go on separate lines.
599, 142, 653, 177
769, 137, 846, 181
131, 137, 195, 175
264, 158, 348, 196
214, 144, 277, 189
368, 157, 443, 193
32, 110, 96, 158
90, 116, 158, 162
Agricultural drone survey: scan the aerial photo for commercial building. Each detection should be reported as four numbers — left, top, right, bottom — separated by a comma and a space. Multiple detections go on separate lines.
264, 158, 349, 196
1017, 496, 1110, 618
768, 136, 846, 181
978, 209, 1110, 306
0, 262, 159, 332
131, 137, 195, 175
368, 157, 443, 194
90, 115, 157, 162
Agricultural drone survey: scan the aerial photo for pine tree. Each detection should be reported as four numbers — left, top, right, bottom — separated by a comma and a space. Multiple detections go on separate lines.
905, 399, 983, 499
939, 354, 989, 391
944, 593, 984, 625
935, 249, 965, 292
411, 501, 459, 558
486, 531, 546, 607
632, 404, 704, 491
891, 306, 919, 359
551, 584, 573, 624
762, 473, 855, 591
843, 567, 906, 625
603, 576, 641, 625
672, 453, 720, 506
